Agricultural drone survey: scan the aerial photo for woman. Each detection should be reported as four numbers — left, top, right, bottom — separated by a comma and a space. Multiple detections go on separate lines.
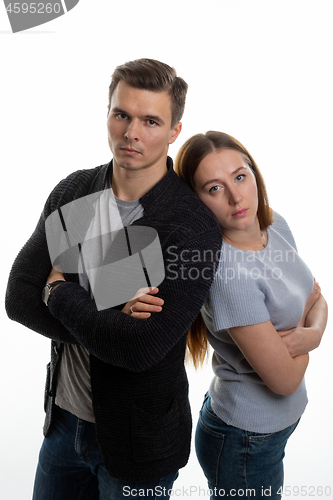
127, 131, 328, 499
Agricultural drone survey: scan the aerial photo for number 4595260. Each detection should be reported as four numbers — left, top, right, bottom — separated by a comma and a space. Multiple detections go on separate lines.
6, 3, 61, 14
277, 485, 332, 496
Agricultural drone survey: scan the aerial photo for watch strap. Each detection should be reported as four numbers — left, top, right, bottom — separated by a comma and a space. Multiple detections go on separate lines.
47, 280, 66, 289
43, 280, 66, 306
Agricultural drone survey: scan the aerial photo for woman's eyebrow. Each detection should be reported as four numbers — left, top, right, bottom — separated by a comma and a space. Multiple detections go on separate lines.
231, 165, 248, 175
201, 166, 248, 189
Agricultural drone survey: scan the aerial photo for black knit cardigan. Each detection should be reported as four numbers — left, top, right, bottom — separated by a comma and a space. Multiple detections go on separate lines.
5, 157, 222, 481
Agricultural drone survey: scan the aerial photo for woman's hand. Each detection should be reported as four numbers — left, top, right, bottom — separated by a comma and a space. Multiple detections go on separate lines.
278, 326, 314, 358
279, 279, 327, 357
301, 278, 321, 326
122, 287, 164, 319
228, 320, 309, 396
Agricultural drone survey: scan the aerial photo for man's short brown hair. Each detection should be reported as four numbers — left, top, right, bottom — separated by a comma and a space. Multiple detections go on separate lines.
108, 58, 188, 127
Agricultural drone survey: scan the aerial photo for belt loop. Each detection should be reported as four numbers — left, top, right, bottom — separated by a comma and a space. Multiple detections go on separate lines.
200, 392, 209, 412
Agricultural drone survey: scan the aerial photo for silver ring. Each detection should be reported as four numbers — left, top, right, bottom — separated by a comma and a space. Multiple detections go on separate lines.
314, 287, 318, 291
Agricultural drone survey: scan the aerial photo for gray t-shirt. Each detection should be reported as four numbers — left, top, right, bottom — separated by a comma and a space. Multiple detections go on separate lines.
55, 187, 144, 422
201, 212, 314, 433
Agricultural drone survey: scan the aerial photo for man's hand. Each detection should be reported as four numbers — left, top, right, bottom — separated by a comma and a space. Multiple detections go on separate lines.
46, 267, 66, 293
122, 287, 164, 319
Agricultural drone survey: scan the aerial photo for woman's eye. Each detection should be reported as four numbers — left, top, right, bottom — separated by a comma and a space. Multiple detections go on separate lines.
209, 185, 220, 193
236, 174, 245, 182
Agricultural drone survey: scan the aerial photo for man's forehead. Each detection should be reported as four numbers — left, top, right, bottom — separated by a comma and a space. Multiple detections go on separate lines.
111, 81, 172, 115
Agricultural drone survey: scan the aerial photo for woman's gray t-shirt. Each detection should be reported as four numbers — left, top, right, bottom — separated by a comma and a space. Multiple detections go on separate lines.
201, 213, 314, 433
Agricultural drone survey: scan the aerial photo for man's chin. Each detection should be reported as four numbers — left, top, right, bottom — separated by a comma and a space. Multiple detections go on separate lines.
113, 158, 144, 171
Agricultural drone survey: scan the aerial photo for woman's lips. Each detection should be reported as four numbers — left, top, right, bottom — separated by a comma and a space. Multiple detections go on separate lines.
232, 208, 248, 217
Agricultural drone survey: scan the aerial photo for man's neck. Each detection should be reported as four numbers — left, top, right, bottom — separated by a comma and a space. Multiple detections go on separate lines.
111, 160, 169, 201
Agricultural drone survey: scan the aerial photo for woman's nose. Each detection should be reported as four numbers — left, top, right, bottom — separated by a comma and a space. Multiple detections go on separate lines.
229, 187, 242, 205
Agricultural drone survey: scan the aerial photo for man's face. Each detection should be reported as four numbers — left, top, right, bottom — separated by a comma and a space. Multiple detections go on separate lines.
107, 81, 182, 172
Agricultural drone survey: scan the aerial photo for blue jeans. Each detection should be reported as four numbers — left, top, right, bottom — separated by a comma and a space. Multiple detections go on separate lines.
32, 405, 178, 500
195, 394, 299, 499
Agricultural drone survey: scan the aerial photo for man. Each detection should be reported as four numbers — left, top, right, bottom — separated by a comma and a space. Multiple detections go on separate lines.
6, 59, 222, 499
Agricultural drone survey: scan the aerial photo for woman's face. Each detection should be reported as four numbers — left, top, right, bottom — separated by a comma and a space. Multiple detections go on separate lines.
193, 148, 259, 233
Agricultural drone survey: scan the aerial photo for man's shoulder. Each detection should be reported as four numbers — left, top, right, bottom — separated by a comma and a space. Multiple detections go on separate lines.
149, 174, 222, 255
56, 162, 109, 193
166, 172, 221, 231
46, 163, 109, 212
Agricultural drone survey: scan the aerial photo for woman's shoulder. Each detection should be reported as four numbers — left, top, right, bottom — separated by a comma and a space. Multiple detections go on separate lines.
269, 211, 297, 251
271, 211, 289, 229
209, 251, 270, 331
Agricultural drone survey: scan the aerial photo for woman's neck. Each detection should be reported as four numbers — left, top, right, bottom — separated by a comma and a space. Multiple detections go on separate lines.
222, 219, 267, 251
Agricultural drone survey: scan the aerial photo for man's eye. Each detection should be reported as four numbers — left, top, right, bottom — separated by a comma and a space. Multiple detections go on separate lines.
147, 119, 157, 126
117, 113, 128, 119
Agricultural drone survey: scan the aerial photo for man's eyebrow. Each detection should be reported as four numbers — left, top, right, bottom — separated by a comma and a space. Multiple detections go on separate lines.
111, 107, 165, 125
201, 166, 248, 189
144, 114, 165, 125
111, 107, 128, 115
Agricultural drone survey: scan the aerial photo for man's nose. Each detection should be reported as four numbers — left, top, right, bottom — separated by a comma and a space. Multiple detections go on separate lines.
124, 119, 140, 141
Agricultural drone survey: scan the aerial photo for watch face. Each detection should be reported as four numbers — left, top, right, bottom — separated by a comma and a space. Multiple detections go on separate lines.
42, 285, 51, 305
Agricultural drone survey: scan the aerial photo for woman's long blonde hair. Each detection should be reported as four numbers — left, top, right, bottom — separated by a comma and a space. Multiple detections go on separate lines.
174, 131, 273, 368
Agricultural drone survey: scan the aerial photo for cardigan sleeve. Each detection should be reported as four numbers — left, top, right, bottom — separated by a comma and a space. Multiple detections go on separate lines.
47, 220, 222, 372
5, 176, 82, 344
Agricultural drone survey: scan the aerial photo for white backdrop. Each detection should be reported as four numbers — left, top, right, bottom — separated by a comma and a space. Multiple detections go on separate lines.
1, 1, 332, 499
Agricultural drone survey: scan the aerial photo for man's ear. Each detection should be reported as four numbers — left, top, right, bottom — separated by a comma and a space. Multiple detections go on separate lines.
168, 122, 182, 145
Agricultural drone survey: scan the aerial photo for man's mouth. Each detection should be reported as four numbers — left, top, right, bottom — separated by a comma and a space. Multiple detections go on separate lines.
120, 146, 142, 155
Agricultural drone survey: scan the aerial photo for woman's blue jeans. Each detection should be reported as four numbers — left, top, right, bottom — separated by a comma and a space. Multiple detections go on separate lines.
32, 405, 178, 500
195, 394, 299, 499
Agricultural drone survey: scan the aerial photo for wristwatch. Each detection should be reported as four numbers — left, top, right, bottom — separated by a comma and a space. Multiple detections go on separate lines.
42, 280, 66, 306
